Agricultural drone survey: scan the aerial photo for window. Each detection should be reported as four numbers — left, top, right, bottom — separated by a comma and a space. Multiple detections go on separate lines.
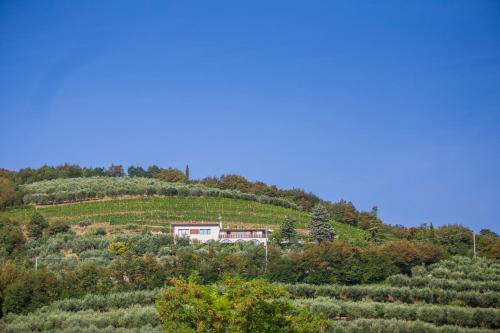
200, 229, 211, 235
178, 229, 189, 236
190, 229, 199, 235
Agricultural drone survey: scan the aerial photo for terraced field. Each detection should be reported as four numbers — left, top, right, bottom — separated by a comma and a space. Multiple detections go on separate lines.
6, 196, 369, 243
2, 257, 498, 333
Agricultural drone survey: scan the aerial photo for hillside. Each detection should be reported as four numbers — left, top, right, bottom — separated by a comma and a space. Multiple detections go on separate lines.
2, 176, 371, 243
1, 256, 498, 332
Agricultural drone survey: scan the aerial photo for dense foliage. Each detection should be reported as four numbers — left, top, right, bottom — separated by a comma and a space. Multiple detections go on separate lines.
156, 277, 328, 332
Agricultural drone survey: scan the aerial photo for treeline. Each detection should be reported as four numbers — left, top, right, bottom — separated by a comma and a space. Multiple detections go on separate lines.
0, 164, 378, 224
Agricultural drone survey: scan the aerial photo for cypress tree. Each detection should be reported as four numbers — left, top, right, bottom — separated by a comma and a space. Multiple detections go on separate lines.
185, 164, 190, 181
429, 222, 436, 242
309, 204, 335, 242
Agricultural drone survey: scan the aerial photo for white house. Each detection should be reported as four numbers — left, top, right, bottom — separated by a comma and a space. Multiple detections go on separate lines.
171, 222, 220, 243
171, 222, 268, 244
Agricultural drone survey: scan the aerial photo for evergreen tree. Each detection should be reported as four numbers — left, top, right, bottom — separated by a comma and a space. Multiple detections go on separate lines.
185, 164, 190, 181
309, 204, 335, 242
28, 212, 48, 239
429, 222, 436, 242
280, 216, 297, 242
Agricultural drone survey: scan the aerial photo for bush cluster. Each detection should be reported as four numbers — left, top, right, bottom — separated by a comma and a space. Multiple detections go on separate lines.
286, 283, 499, 308
387, 275, 500, 292
327, 318, 495, 333
0, 305, 159, 333
296, 298, 500, 328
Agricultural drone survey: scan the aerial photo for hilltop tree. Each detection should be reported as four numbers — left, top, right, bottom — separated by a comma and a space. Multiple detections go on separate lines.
27, 213, 48, 239
429, 223, 436, 242
185, 164, 190, 181
155, 168, 186, 182
107, 164, 125, 177
367, 206, 383, 242
480, 229, 498, 238
309, 204, 335, 242
330, 199, 359, 226
127, 166, 146, 178
279, 216, 297, 243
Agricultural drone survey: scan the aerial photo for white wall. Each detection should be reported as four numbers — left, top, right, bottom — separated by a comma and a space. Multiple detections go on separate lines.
173, 225, 220, 243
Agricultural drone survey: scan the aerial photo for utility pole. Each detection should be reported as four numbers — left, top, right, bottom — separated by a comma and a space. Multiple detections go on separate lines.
473, 231, 477, 258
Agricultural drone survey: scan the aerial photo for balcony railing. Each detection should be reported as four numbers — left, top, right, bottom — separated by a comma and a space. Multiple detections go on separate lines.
219, 233, 265, 239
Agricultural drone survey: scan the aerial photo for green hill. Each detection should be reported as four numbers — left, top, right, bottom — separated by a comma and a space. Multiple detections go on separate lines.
6, 176, 369, 243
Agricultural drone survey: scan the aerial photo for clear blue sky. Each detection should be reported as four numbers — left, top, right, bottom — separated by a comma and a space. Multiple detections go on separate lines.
1, 1, 499, 232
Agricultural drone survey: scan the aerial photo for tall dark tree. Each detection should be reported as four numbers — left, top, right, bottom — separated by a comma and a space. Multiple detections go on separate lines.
309, 204, 335, 242
185, 164, 190, 181
429, 223, 436, 242
279, 216, 297, 242
28, 213, 48, 239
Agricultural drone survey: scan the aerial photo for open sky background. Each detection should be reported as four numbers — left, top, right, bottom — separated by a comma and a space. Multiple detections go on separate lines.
1, 1, 499, 232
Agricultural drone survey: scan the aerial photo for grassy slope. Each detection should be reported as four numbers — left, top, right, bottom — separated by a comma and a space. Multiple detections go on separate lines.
6, 196, 369, 243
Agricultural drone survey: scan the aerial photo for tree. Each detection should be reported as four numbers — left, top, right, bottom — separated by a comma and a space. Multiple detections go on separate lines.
279, 216, 297, 243
0, 177, 16, 210
108, 164, 125, 177
330, 199, 359, 226
155, 168, 186, 182
309, 204, 335, 242
156, 277, 328, 332
367, 206, 383, 243
27, 213, 48, 239
0, 216, 25, 258
127, 166, 146, 178
429, 223, 436, 242
185, 164, 190, 181
480, 229, 498, 238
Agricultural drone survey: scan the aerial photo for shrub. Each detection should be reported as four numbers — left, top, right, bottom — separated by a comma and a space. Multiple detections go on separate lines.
27, 213, 48, 239
108, 241, 129, 255
47, 222, 70, 236
156, 277, 329, 332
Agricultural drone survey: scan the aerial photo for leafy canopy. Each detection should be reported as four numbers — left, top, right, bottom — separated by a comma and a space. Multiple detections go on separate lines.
155, 276, 328, 333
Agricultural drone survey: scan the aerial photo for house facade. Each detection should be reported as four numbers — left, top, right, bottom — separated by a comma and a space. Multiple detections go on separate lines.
171, 222, 268, 244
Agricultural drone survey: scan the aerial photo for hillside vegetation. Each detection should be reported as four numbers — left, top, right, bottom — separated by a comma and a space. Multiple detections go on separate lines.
1, 256, 498, 332
7, 196, 369, 243
20, 177, 296, 209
